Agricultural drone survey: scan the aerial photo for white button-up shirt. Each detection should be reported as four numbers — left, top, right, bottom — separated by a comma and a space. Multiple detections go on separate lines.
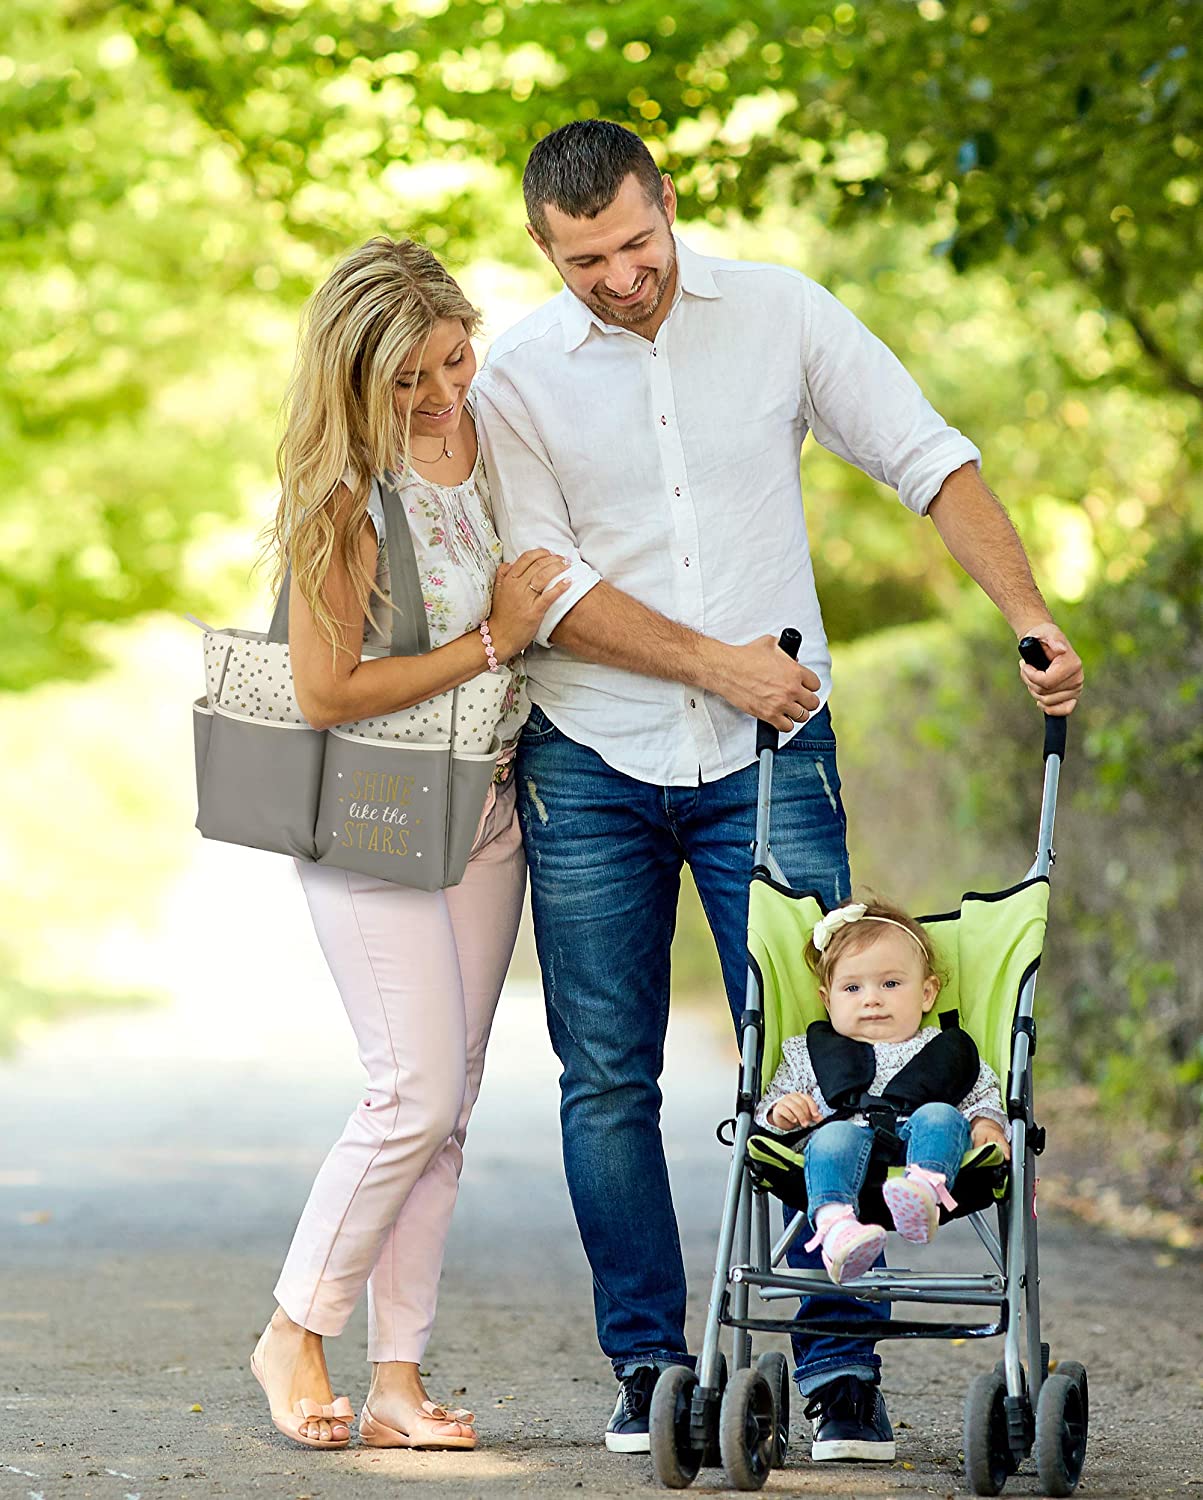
474, 238, 980, 787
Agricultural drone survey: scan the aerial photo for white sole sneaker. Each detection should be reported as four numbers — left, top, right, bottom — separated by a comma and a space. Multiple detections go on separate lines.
605, 1430, 651, 1453
811, 1434, 897, 1461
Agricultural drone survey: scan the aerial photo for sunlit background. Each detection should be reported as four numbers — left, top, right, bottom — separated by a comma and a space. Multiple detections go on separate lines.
2, 0, 1199, 1234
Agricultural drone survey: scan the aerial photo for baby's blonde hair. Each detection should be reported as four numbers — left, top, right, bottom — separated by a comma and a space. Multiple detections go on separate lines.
805, 898, 939, 992
264, 237, 481, 653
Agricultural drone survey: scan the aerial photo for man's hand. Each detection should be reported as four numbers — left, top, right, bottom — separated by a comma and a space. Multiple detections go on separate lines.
767, 1092, 824, 1130
707, 636, 821, 730
1016, 621, 1083, 718
971, 1117, 1011, 1161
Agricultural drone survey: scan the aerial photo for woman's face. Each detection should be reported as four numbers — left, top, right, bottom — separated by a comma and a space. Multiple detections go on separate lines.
394, 317, 476, 440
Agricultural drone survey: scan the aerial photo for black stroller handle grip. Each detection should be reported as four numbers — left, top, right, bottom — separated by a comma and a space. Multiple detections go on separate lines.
1018, 635, 1068, 763
756, 628, 804, 755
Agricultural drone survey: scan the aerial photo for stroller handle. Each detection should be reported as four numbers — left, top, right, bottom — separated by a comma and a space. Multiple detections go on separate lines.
755, 628, 804, 755
1018, 636, 1068, 763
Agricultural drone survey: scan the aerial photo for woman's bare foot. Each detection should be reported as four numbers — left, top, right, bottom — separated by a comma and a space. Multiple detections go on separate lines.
252, 1308, 353, 1445
363, 1361, 476, 1448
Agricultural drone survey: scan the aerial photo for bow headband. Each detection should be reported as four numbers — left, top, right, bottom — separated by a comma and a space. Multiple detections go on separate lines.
811, 902, 928, 957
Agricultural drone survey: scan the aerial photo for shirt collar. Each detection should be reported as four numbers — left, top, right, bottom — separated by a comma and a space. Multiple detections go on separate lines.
559, 235, 722, 352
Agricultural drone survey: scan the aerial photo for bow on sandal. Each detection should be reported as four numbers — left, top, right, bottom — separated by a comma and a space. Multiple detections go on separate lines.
250, 1345, 355, 1450
359, 1398, 478, 1450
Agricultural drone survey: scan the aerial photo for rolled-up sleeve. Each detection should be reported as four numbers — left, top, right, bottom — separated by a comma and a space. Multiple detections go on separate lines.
800, 280, 981, 515
474, 371, 602, 647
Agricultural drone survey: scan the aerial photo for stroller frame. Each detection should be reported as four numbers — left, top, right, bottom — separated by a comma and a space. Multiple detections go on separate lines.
650, 637, 1088, 1495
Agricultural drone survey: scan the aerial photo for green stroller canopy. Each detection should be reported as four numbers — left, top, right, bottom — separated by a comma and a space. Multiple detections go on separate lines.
747, 877, 1051, 1100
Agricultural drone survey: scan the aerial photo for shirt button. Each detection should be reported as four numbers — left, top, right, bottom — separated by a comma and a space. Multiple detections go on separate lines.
684, 556, 690, 566
674, 486, 681, 496
660, 415, 667, 425
689, 698, 697, 708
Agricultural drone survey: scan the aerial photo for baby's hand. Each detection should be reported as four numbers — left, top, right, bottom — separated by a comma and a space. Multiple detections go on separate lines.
971, 1117, 1011, 1161
767, 1092, 823, 1130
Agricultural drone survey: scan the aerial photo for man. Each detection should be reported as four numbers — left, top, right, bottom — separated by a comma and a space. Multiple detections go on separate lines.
474, 120, 1082, 1460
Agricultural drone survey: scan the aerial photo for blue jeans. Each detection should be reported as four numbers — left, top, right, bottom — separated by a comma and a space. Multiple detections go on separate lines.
805, 1104, 972, 1221
516, 703, 883, 1392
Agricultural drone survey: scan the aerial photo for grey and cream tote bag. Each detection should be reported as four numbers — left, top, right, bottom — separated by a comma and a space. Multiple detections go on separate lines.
190, 475, 513, 891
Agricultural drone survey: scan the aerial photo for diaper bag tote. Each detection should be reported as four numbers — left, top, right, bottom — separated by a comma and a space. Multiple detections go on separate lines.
190, 473, 514, 891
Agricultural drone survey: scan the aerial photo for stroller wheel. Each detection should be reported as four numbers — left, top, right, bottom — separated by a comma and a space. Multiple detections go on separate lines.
650, 1365, 702, 1489
1035, 1372, 1088, 1497
1051, 1359, 1089, 1430
755, 1351, 790, 1467
964, 1368, 1011, 1496
719, 1367, 775, 1491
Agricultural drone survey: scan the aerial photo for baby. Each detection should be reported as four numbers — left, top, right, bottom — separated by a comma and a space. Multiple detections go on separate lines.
755, 899, 1010, 1284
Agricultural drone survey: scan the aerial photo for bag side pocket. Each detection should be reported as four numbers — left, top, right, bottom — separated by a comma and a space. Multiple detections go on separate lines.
196, 707, 324, 860
192, 698, 214, 814
444, 745, 503, 887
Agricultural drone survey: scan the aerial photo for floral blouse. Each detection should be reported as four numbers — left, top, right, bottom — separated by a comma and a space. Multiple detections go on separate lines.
354, 448, 529, 750
755, 1028, 1010, 1136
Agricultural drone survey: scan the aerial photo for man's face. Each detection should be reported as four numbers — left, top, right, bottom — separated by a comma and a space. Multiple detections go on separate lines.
530, 172, 678, 334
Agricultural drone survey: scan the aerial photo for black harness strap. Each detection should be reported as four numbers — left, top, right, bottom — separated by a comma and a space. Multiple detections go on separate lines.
805, 1016, 981, 1164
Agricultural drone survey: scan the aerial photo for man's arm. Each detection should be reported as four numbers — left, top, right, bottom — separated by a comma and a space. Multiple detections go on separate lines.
798, 281, 1083, 716
927, 462, 1083, 716
549, 582, 820, 732
476, 368, 819, 730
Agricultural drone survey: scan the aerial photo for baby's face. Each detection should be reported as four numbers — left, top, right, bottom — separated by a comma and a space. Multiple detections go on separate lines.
821, 927, 939, 1044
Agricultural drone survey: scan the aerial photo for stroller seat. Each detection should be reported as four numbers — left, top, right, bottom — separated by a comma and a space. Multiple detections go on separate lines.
745, 877, 1050, 1227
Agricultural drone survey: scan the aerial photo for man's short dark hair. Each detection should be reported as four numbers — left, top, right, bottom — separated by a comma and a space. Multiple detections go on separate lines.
523, 120, 664, 242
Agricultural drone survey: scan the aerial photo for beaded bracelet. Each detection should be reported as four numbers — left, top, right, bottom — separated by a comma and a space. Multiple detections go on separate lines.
479, 618, 500, 673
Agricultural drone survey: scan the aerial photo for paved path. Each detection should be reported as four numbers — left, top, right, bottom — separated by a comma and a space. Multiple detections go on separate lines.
2, 845, 1200, 1499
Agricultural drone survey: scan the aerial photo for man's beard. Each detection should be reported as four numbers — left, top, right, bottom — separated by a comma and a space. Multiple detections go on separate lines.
585, 245, 677, 329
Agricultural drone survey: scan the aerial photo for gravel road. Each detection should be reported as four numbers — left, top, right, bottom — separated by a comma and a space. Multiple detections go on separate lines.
2, 849, 1200, 1500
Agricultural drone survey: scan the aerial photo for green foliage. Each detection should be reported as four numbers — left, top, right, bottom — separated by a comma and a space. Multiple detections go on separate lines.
117, 0, 1203, 396
1, 2, 310, 688
4, 0, 1200, 687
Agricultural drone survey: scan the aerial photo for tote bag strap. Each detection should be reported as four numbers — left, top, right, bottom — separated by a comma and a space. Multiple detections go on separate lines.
266, 472, 432, 657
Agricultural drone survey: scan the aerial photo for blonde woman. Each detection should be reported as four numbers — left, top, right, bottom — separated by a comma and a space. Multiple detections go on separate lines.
249, 238, 568, 1451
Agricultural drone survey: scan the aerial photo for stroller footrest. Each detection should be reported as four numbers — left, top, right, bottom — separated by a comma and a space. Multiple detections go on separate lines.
722, 1312, 1005, 1341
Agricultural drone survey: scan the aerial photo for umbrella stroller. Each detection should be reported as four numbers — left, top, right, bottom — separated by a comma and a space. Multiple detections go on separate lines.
649, 631, 1088, 1496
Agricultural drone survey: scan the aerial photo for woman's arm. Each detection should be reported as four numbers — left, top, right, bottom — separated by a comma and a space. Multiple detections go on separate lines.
289, 484, 567, 732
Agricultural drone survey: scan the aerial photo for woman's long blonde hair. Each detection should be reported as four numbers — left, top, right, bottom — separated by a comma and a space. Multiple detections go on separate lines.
265, 237, 481, 652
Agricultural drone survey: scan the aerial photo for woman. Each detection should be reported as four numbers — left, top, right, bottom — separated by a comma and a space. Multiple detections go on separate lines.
250, 237, 568, 1451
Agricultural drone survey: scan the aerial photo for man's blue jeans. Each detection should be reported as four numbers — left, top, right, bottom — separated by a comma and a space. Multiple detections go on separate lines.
805, 1105, 972, 1221
516, 704, 884, 1394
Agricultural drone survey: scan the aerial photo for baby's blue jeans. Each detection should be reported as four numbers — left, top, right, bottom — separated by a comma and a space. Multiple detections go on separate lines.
804, 1102, 972, 1223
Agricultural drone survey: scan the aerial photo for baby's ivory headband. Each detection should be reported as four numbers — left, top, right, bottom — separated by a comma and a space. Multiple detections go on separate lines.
811, 902, 928, 957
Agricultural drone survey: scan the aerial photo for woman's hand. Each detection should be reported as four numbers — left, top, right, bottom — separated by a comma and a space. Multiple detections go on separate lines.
767, 1092, 823, 1130
971, 1117, 1011, 1160
488, 549, 572, 658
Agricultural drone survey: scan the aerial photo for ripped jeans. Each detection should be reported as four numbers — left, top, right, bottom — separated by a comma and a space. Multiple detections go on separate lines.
516, 704, 878, 1390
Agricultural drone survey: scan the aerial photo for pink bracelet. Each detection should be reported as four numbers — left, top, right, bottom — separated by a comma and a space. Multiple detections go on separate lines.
479, 619, 500, 673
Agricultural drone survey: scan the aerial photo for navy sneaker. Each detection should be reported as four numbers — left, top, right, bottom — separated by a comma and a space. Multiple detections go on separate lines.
604, 1365, 658, 1453
804, 1375, 896, 1461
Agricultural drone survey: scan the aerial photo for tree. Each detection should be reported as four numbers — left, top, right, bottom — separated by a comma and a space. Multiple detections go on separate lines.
4, 0, 1199, 688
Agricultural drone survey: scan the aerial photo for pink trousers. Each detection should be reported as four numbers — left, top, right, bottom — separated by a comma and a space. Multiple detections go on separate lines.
274, 778, 525, 1363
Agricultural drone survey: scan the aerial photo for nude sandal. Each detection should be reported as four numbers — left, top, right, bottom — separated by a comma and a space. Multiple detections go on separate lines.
250, 1331, 354, 1450
359, 1398, 478, 1450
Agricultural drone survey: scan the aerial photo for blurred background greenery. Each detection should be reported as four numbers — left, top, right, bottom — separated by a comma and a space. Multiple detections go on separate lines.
2, 0, 1199, 1223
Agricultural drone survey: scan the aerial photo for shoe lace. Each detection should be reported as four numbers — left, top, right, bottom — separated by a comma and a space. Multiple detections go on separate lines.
804, 1374, 872, 1426
620, 1367, 657, 1418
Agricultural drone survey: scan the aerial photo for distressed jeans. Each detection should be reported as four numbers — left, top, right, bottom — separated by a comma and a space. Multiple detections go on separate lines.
516, 704, 885, 1392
